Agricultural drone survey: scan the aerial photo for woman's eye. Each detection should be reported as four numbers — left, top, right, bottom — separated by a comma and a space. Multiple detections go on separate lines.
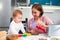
34, 12, 36, 14
33, 12, 36, 14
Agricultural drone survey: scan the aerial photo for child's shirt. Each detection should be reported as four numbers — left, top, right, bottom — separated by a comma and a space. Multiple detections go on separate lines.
8, 20, 25, 34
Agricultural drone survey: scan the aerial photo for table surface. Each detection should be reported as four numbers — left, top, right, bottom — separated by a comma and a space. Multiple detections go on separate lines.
1, 34, 59, 40
17, 34, 50, 40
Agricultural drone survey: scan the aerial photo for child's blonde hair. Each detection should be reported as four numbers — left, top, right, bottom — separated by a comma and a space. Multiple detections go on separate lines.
13, 9, 22, 17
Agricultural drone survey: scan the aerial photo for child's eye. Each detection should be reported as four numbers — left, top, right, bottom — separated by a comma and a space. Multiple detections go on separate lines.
19, 18, 22, 19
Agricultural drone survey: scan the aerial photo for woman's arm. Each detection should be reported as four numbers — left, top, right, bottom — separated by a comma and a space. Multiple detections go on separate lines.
44, 16, 53, 25
37, 20, 48, 28
27, 20, 32, 33
37, 16, 53, 28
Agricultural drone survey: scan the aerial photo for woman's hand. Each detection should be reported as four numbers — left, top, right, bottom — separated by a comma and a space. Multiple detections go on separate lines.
37, 20, 48, 28
30, 30, 39, 35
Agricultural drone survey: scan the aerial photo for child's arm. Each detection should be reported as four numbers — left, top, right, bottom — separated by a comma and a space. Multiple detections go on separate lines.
20, 24, 26, 33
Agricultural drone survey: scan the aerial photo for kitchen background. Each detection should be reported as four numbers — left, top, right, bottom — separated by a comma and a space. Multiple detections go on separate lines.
0, 0, 60, 31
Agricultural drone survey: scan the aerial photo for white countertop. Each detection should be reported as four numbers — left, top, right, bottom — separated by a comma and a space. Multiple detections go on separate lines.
14, 5, 60, 12
14, 5, 60, 9
18, 34, 50, 40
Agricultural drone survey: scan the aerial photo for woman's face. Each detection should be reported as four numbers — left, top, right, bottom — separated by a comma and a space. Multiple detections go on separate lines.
32, 8, 41, 18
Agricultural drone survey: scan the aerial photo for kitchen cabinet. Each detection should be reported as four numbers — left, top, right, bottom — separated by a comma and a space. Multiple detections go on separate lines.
11, 0, 30, 7
11, 0, 60, 6
30, 0, 50, 5
30, 0, 60, 6
51, 0, 60, 6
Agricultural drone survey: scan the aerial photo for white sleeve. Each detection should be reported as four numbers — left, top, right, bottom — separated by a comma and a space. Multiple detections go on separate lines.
8, 24, 18, 34
20, 24, 25, 33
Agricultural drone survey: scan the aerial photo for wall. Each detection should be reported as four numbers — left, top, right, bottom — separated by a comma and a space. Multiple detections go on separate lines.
0, 0, 60, 27
0, 0, 11, 27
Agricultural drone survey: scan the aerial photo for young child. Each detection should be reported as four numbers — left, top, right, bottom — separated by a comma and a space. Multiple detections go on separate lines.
8, 10, 26, 34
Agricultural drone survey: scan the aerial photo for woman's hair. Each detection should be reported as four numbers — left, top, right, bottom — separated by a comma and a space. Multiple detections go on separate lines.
13, 9, 22, 17
32, 4, 44, 17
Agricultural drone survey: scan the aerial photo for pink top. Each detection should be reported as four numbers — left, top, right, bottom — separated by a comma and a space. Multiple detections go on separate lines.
28, 16, 53, 33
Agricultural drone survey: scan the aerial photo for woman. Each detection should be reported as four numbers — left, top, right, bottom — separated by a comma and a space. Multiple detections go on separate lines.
27, 4, 53, 35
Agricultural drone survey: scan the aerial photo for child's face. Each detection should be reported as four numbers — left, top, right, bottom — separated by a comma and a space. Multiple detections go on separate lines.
32, 8, 41, 18
13, 13, 22, 23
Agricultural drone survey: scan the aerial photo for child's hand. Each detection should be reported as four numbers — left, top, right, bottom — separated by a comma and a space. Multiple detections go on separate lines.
23, 32, 28, 34
23, 32, 32, 36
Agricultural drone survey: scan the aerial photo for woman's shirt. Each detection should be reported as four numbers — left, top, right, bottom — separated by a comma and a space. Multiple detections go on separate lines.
8, 20, 25, 34
28, 16, 53, 33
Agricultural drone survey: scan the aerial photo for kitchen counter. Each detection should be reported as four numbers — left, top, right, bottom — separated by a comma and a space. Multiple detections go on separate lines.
1, 34, 60, 40
18, 34, 50, 40
14, 5, 60, 13
6, 34, 50, 40
0, 34, 49, 40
